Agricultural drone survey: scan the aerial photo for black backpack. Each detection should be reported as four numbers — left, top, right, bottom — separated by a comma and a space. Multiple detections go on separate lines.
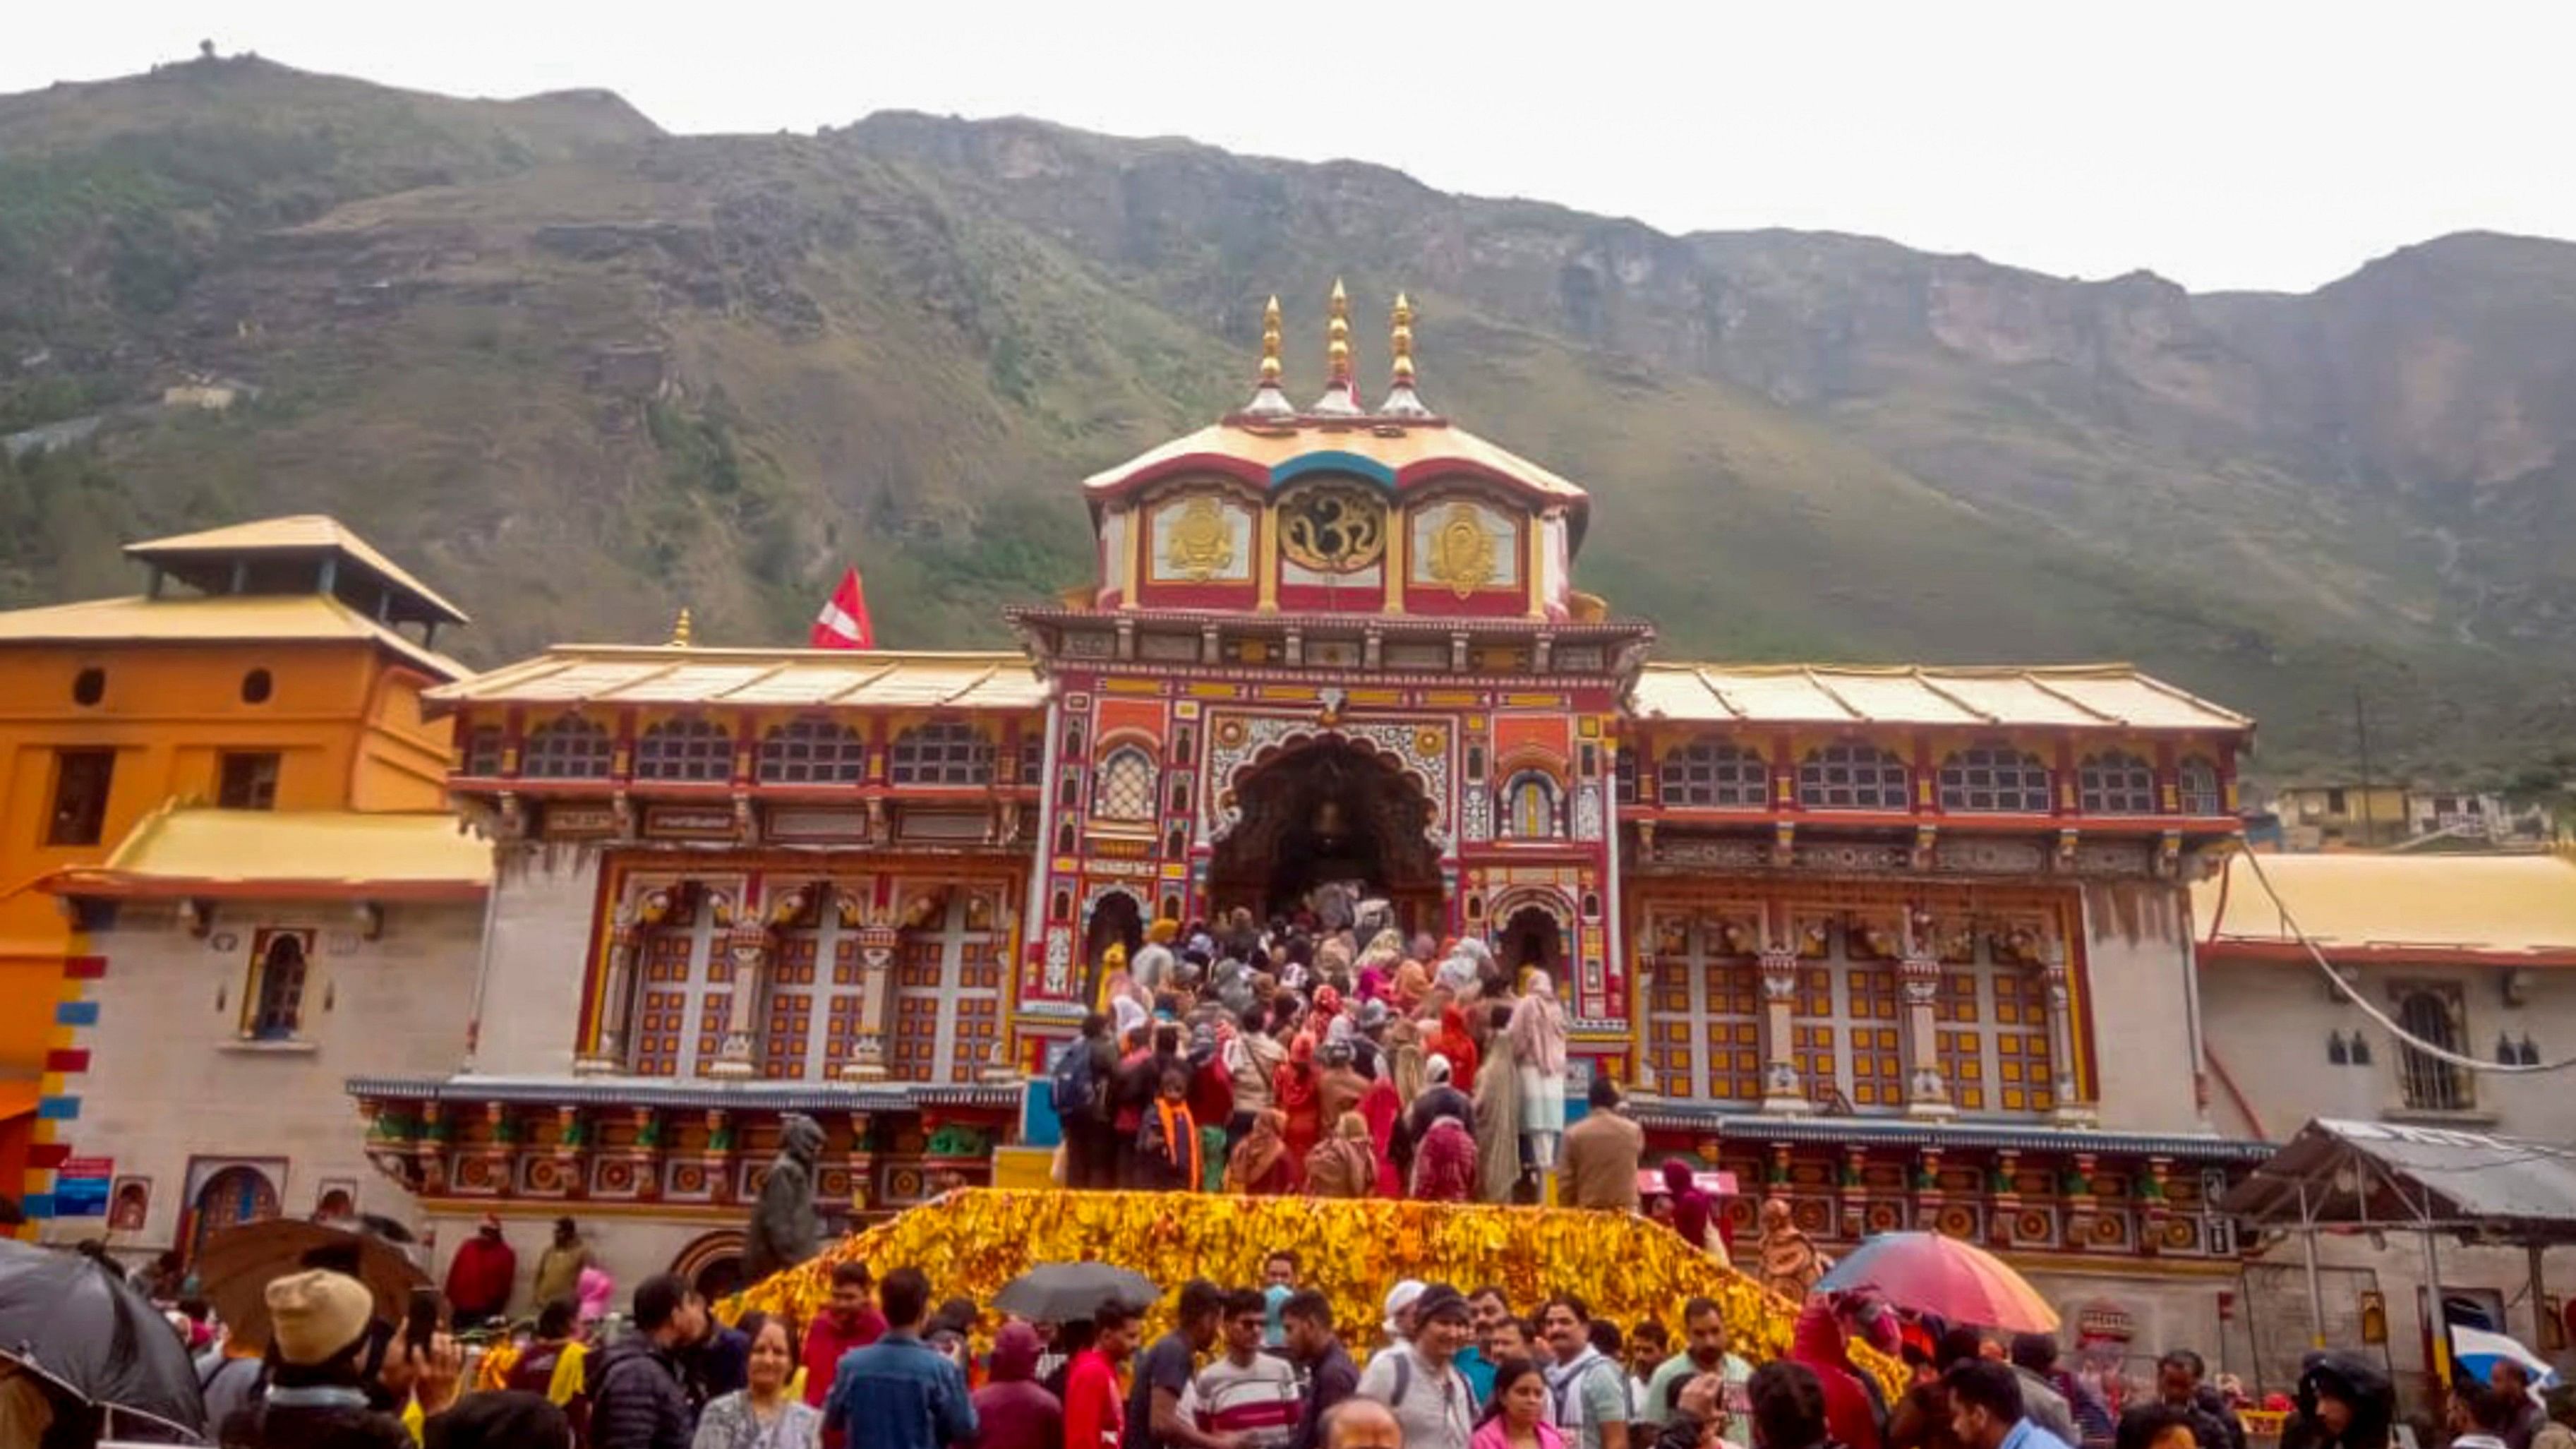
1050, 1038, 1100, 1122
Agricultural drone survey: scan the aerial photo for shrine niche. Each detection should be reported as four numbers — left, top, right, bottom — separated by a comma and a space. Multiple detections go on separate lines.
1209, 736, 1444, 930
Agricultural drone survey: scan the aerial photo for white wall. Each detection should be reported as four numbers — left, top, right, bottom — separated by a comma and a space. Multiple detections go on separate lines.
2079, 880, 2205, 1134
2199, 956, 2576, 1141
52, 896, 482, 1253
470, 845, 603, 1078
421, 1205, 734, 1320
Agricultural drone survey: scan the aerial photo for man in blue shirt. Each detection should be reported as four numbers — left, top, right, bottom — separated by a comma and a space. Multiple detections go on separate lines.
826, 1265, 978, 1449
1949, 1359, 2077, 1449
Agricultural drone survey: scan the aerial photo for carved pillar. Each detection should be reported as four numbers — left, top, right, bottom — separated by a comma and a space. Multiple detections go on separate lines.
841, 927, 899, 1081
577, 921, 647, 1075
1988, 1148, 2023, 1247
711, 924, 770, 1078
1757, 946, 1810, 1115
2040, 939, 2096, 1125
1900, 951, 1954, 1119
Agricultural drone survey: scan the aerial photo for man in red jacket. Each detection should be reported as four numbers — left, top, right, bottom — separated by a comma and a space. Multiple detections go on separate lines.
803, 1260, 889, 1409
1066, 1301, 1140, 1449
443, 1213, 518, 1329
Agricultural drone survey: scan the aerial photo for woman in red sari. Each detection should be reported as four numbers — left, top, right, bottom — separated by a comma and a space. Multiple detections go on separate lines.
1426, 1004, 1479, 1090
1276, 1033, 1322, 1167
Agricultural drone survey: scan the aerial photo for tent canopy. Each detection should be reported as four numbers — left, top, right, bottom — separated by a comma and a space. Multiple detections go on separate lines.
2222, 1117, 2576, 1246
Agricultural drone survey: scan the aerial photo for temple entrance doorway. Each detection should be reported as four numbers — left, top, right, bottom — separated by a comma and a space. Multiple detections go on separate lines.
1082, 891, 1143, 1003
1495, 905, 1565, 985
1210, 740, 1443, 937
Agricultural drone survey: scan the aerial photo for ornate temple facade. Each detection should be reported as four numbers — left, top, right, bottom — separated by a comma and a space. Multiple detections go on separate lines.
355, 289, 2264, 1339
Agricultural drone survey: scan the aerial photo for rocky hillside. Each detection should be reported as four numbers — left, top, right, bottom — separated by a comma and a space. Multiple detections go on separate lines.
2, 55, 2571, 781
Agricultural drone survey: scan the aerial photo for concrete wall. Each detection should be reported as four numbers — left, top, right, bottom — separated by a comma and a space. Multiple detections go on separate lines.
2199, 955, 2576, 1141
471, 845, 603, 1077
2078, 880, 2205, 1134
47, 896, 481, 1253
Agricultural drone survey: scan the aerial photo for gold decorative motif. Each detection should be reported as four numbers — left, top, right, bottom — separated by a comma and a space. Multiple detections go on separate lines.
1259, 296, 1282, 385
1391, 293, 1416, 385
1162, 496, 1236, 582
1279, 482, 1385, 574
1327, 279, 1352, 386
1424, 502, 1497, 598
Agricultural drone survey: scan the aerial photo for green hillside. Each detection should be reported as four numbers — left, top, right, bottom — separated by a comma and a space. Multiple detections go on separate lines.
1, 54, 2571, 786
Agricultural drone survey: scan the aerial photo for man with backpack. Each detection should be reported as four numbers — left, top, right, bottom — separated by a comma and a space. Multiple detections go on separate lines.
1355, 1284, 1478, 1449
1054, 1013, 1120, 1189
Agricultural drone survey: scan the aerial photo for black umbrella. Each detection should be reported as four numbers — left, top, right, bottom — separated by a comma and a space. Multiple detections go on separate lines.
990, 1263, 1159, 1324
0, 1239, 205, 1440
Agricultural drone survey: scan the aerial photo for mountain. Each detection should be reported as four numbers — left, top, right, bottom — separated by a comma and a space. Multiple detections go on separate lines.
1, 54, 2570, 782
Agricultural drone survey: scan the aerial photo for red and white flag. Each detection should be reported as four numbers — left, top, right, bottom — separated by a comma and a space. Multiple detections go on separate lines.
809, 566, 874, 649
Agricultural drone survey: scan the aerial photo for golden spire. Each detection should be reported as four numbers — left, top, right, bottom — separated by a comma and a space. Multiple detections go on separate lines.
1390, 292, 1416, 386
1326, 278, 1352, 389
1259, 295, 1283, 386
669, 607, 692, 647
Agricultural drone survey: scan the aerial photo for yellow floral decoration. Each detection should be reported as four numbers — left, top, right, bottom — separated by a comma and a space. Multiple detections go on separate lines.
728, 1189, 1901, 1397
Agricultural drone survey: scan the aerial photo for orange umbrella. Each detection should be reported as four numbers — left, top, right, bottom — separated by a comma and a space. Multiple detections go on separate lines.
1816, 1231, 2059, 1333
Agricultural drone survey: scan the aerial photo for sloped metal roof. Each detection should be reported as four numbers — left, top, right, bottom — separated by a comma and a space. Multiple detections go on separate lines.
1630, 662, 2251, 733
424, 646, 1045, 714
2220, 1117, 2576, 1243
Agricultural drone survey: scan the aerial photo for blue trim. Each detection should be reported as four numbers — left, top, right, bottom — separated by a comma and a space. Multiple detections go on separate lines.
36, 1095, 79, 1121
1270, 451, 1397, 489
18, 1193, 54, 1219
54, 1001, 98, 1028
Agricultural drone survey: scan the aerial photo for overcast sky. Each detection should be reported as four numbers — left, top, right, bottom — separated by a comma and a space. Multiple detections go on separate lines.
9, 0, 2568, 294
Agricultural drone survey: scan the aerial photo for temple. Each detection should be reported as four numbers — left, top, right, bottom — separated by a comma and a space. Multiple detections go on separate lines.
349, 287, 2260, 1319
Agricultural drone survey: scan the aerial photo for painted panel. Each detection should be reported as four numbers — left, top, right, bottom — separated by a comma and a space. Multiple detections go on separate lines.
1408, 499, 1524, 599
1145, 495, 1256, 584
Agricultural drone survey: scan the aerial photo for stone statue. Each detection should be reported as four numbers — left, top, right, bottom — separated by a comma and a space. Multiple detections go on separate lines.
743, 1114, 825, 1284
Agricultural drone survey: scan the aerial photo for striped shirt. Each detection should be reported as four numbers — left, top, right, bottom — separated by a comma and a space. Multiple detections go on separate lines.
1183, 1352, 1301, 1449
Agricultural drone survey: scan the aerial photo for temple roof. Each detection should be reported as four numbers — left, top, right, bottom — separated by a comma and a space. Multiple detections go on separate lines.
425, 645, 1045, 714
0, 593, 469, 679
45, 807, 490, 901
1082, 416, 1589, 523
127, 515, 470, 626
1630, 662, 2251, 733
2196, 852, 2576, 962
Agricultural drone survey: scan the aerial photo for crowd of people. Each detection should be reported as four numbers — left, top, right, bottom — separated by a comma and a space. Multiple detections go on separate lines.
1053, 903, 1697, 1222
143, 1216, 2565, 1449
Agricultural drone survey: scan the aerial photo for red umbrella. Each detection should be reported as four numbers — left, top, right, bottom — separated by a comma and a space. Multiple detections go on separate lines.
1814, 1231, 2059, 1333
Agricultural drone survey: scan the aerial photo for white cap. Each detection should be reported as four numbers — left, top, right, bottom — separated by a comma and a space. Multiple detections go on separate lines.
1382, 1280, 1427, 1338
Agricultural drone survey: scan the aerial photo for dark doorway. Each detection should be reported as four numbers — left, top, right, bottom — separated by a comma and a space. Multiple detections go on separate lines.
1496, 906, 1565, 984
1210, 740, 1442, 932
1082, 891, 1144, 1003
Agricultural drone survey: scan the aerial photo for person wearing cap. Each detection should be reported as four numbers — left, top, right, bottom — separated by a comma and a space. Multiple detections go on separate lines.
224, 1269, 452, 1449
534, 1217, 596, 1312
444, 1213, 519, 1330
1136, 920, 1182, 997
1368, 1282, 1426, 1372
1355, 1284, 1478, 1449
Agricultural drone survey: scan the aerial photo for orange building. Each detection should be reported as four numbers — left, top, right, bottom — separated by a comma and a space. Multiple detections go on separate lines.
0, 517, 467, 1226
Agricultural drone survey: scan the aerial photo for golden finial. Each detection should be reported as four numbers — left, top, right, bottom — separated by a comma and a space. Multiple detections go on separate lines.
669, 607, 692, 647
1259, 295, 1282, 385
1390, 291, 1416, 385
1326, 278, 1352, 387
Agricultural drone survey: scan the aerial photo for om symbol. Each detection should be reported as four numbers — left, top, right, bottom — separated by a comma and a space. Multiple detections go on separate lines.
1279, 482, 1387, 574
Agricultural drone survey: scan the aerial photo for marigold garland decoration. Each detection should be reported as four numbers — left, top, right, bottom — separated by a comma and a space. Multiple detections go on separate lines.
729, 1189, 1900, 1395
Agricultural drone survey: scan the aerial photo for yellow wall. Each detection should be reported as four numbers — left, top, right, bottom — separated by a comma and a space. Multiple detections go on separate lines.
0, 638, 453, 1075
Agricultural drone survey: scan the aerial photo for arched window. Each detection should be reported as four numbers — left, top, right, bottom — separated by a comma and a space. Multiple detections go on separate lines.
759, 719, 867, 784
1937, 743, 2051, 813
522, 716, 613, 779
1094, 746, 1158, 822
461, 725, 507, 777
2178, 757, 2224, 816
1797, 742, 1909, 810
2395, 989, 2470, 1111
2078, 752, 2155, 814
1501, 773, 1560, 839
636, 718, 733, 783
1659, 740, 1769, 807
891, 721, 994, 786
248, 931, 311, 1041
